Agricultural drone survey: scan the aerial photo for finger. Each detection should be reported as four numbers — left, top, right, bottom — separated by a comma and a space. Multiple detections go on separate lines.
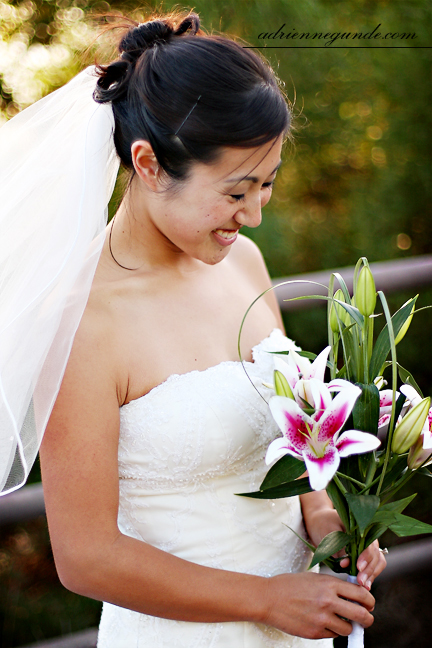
339, 581, 376, 611
357, 541, 386, 588
327, 615, 354, 637
339, 557, 350, 568
335, 597, 375, 628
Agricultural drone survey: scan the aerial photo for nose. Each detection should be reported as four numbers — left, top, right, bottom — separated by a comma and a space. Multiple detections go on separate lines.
235, 195, 262, 229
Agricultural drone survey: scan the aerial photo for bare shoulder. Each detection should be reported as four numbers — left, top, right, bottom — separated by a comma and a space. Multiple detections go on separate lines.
229, 234, 284, 330
230, 234, 272, 290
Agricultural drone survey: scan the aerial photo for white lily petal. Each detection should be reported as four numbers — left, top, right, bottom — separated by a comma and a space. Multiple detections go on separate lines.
289, 348, 311, 378
294, 379, 315, 409
265, 438, 292, 465
309, 378, 333, 421
308, 345, 331, 382
269, 396, 313, 453
328, 379, 355, 391
274, 356, 299, 390
336, 430, 381, 457
318, 385, 362, 442
303, 446, 340, 491
379, 390, 399, 408
422, 409, 432, 449
400, 384, 422, 407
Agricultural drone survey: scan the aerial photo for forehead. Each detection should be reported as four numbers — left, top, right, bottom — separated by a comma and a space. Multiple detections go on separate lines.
190, 137, 283, 185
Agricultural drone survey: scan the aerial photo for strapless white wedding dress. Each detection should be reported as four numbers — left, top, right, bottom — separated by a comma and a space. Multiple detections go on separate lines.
97, 329, 332, 647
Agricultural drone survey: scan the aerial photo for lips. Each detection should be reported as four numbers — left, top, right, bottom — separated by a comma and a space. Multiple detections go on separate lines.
212, 228, 240, 247
213, 228, 239, 240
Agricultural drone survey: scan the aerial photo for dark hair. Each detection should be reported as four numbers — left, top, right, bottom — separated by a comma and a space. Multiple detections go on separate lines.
94, 11, 291, 184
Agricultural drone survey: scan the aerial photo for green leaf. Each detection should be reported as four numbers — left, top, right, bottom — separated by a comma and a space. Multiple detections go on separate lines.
397, 364, 424, 398
321, 556, 350, 574
332, 272, 352, 305
384, 392, 407, 444
371, 510, 432, 536
309, 531, 352, 568
380, 455, 407, 491
284, 524, 316, 552
378, 494, 417, 515
326, 480, 350, 531
260, 455, 305, 491
352, 383, 380, 436
341, 327, 359, 383
364, 523, 389, 545
389, 514, 432, 537
334, 299, 364, 328
238, 477, 312, 499
417, 467, 432, 478
345, 493, 380, 535
369, 297, 418, 381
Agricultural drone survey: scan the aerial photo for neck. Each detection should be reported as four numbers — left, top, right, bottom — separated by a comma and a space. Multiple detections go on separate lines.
107, 177, 198, 274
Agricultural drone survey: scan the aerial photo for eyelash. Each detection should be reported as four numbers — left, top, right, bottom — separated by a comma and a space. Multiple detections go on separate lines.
230, 181, 274, 202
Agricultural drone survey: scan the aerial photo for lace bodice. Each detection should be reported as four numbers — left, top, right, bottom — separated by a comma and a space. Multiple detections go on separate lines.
97, 330, 332, 648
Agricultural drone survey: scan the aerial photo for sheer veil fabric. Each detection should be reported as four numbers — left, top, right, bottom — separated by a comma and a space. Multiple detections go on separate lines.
0, 67, 120, 494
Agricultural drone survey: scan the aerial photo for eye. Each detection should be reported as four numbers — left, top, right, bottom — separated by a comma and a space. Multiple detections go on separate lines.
261, 181, 274, 190
230, 193, 246, 202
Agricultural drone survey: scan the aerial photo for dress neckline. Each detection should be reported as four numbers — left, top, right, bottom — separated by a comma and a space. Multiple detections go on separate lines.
122, 327, 283, 409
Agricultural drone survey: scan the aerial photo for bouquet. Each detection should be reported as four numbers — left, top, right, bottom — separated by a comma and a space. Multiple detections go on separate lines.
239, 257, 432, 647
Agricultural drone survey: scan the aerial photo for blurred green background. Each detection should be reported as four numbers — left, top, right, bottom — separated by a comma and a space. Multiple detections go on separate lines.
0, 0, 431, 645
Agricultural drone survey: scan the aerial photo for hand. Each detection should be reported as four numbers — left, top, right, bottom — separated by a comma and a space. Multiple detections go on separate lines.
356, 540, 387, 590
301, 496, 387, 587
262, 572, 375, 640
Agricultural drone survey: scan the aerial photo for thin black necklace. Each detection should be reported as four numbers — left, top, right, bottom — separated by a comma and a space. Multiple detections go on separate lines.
109, 214, 140, 271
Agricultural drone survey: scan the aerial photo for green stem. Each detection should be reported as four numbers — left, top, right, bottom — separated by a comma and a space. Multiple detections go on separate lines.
357, 473, 382, 495
336, 472, 366, 489
381, 469, 416, 504
332, 332, 339, 381
333, 474, 348, 494
363, 317, 369, 385
376, 292, 398, 496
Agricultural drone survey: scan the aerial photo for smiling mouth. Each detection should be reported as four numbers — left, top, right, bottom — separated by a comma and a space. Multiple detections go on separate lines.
213, 228, 239, 240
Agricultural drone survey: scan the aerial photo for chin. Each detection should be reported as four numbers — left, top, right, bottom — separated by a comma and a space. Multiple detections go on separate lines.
205, 248, 231, 266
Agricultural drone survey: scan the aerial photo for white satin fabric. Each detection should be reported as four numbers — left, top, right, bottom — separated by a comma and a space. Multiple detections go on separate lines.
98, 330, 333, 648
0, 67, 119, 493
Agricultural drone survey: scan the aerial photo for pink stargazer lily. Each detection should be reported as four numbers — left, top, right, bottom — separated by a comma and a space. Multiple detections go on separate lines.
266, 379, 381, 490
273, 346, 331, 409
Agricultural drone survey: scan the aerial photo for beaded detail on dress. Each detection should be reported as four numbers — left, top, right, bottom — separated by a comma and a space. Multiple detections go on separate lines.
97, 329, 332, 648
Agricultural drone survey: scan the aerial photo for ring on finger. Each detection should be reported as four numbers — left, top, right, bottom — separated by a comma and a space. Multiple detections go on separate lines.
379, 547, 389, 555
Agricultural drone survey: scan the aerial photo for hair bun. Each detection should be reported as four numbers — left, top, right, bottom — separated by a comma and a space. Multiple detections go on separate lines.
119, 14, 200, 60
119, 20, 173, 58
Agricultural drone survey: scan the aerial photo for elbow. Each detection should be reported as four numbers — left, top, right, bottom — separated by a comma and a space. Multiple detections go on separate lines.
52, 540, 108, 598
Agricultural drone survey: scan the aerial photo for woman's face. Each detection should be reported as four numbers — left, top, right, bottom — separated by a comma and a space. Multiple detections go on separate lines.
147, 136, 283, 266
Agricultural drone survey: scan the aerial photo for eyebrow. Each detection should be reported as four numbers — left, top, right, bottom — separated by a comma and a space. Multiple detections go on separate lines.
223, 160, 282, 184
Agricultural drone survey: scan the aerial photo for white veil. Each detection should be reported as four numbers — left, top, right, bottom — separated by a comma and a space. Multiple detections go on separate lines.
0, 67, 120, 494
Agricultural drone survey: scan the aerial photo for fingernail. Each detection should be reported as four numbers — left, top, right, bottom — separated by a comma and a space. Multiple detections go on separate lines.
358, 573, 367, 586
366, 580, 372, 590
358, 560, 367, 571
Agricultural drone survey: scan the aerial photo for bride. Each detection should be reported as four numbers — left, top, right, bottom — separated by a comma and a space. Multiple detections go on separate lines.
2, 10, 385, 647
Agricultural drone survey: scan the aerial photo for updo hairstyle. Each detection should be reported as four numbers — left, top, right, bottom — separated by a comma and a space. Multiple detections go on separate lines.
94, 11, 291, 185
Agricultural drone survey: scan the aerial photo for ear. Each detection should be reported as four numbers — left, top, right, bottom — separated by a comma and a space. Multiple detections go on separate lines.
131, 140, 161, 190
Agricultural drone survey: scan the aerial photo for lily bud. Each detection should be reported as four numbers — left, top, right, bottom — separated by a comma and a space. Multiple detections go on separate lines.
407, 434, 432, 470
356, 266, 376, 317
392, 396, 431, 454
374, 376, 387, 390
330, 289, 346, 333
274, 369, 294, 399
394, 298, 416, 345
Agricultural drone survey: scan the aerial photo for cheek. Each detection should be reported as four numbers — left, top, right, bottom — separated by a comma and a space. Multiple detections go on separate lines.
261, 190, 272, 208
